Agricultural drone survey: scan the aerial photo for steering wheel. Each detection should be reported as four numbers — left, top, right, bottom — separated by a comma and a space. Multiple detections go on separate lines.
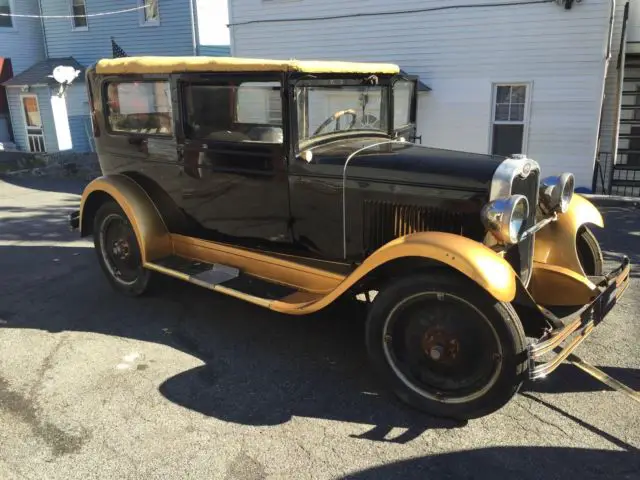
313, 109, 358, 136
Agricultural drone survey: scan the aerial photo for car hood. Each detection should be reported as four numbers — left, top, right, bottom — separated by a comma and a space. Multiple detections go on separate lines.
306, 138, 505, 192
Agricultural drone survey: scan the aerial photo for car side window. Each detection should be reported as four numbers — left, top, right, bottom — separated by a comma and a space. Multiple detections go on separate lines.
183, 81, 283, 144
105, 80, 173, 136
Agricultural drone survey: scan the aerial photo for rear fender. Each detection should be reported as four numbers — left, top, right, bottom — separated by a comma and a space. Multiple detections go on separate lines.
533, 194, 604, 276
80, 175, 172, 262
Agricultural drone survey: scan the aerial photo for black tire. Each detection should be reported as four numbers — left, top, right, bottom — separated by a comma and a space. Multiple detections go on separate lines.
576, 226, 604, 276
365, 271, 527, 420
93, 201, 153, 297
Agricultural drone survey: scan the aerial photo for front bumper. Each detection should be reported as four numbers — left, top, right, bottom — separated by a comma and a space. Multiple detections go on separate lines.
528, 256, 631, 380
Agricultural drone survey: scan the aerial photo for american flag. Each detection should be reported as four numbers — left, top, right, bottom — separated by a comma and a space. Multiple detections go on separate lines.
111, 37, 128, 58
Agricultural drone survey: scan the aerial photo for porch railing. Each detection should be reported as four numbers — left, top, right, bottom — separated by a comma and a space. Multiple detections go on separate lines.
595, 151, 640, 197
27, 133, 45, 153
592, 152, 612, 194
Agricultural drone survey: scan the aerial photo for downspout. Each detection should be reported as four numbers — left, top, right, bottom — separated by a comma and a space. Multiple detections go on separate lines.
37, 0, 58, 152
37, 0, 49, 58
189, 0, 199, 56
228, 0, 236, 56
608, 1, 630, 193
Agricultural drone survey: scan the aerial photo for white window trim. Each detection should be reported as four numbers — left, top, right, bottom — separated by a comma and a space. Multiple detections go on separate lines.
488, 81, 533, 156
0, 0, 17, 31
19, 93, 47, 153
69, 0, 88, 31
138, 0, 160, 27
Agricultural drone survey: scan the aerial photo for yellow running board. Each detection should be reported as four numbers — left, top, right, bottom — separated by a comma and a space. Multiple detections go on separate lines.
144, 255, 323, 312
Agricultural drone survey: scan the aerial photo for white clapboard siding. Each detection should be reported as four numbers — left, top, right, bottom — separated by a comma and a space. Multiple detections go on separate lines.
230, 0, 614, 188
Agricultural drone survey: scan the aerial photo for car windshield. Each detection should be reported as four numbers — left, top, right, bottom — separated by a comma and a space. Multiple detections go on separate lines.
296, 82, 390, 144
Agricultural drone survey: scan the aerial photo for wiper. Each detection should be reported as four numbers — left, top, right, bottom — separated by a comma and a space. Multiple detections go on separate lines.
291, 74, 318, 87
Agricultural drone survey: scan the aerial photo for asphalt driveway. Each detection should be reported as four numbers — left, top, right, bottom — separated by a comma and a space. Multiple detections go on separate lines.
0, 176, 638, 479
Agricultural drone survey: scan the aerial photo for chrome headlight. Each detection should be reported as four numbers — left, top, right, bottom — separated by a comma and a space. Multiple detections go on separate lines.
481, 195, 529, 244
539, 173, 574, 214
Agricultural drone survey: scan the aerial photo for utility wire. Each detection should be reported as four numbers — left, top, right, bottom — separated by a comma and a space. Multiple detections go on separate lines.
0, 5, 146, 19
228, 0, 556, 27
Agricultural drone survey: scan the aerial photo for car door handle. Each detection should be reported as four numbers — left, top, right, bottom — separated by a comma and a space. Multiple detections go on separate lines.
128, 137, 148, 153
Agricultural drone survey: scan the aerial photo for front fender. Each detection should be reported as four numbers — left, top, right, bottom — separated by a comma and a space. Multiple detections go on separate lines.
529, 262, 598, 306
80, 175, 172, 262
298, 232, 518, 311
359, 232, 517, 302
533, 194, 604, 276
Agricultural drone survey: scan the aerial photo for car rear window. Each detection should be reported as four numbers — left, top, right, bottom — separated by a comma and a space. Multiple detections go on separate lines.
105, 81, 173, 136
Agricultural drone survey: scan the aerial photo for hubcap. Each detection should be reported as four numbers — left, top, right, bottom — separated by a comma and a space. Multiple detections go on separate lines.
112, 239, 130, 259
421, 328, 460, 364
429, 346, 443, 361
382, 292, 503, 404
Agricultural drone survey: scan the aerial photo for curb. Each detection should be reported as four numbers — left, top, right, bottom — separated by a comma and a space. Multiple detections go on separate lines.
582, 194, 640, 208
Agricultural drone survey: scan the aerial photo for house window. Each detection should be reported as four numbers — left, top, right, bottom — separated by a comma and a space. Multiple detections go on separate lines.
491, 84, 529, 157
105, 81, 173, 136
140, 0, 160, 25
0, 0, 13, 28
71, 0, 88, 29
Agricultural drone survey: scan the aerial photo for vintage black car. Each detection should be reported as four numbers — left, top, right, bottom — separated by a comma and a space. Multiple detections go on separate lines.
70, 56, 630, 419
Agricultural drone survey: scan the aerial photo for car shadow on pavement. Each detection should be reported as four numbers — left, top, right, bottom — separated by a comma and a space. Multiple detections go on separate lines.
1, 243, 465, 443
339, 446, 640, 479
4, 240, 635, 444
153, 276, 467, 441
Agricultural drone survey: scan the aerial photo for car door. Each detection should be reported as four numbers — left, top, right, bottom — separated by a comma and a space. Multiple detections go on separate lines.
176, 73, 291, 247
99, 76, 185, 211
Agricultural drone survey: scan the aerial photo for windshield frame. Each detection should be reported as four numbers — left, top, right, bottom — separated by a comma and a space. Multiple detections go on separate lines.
289, 73, 415, 152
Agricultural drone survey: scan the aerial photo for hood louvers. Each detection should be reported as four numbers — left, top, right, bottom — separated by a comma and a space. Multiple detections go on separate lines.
362, 200, 482, 253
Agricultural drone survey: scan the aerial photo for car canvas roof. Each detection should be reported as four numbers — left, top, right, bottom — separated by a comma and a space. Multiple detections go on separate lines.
95, 56, 400, 76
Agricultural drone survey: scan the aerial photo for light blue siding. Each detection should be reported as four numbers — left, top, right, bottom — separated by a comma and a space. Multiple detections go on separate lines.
0, 0, 46, 75
40, 0, 197, 66
6, 86, 59, 153
0, 115, 11, 142
65, 83, 90, 117
198, 45, 231, 57
64, 83, 92, 151
68, 115, 92, 152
